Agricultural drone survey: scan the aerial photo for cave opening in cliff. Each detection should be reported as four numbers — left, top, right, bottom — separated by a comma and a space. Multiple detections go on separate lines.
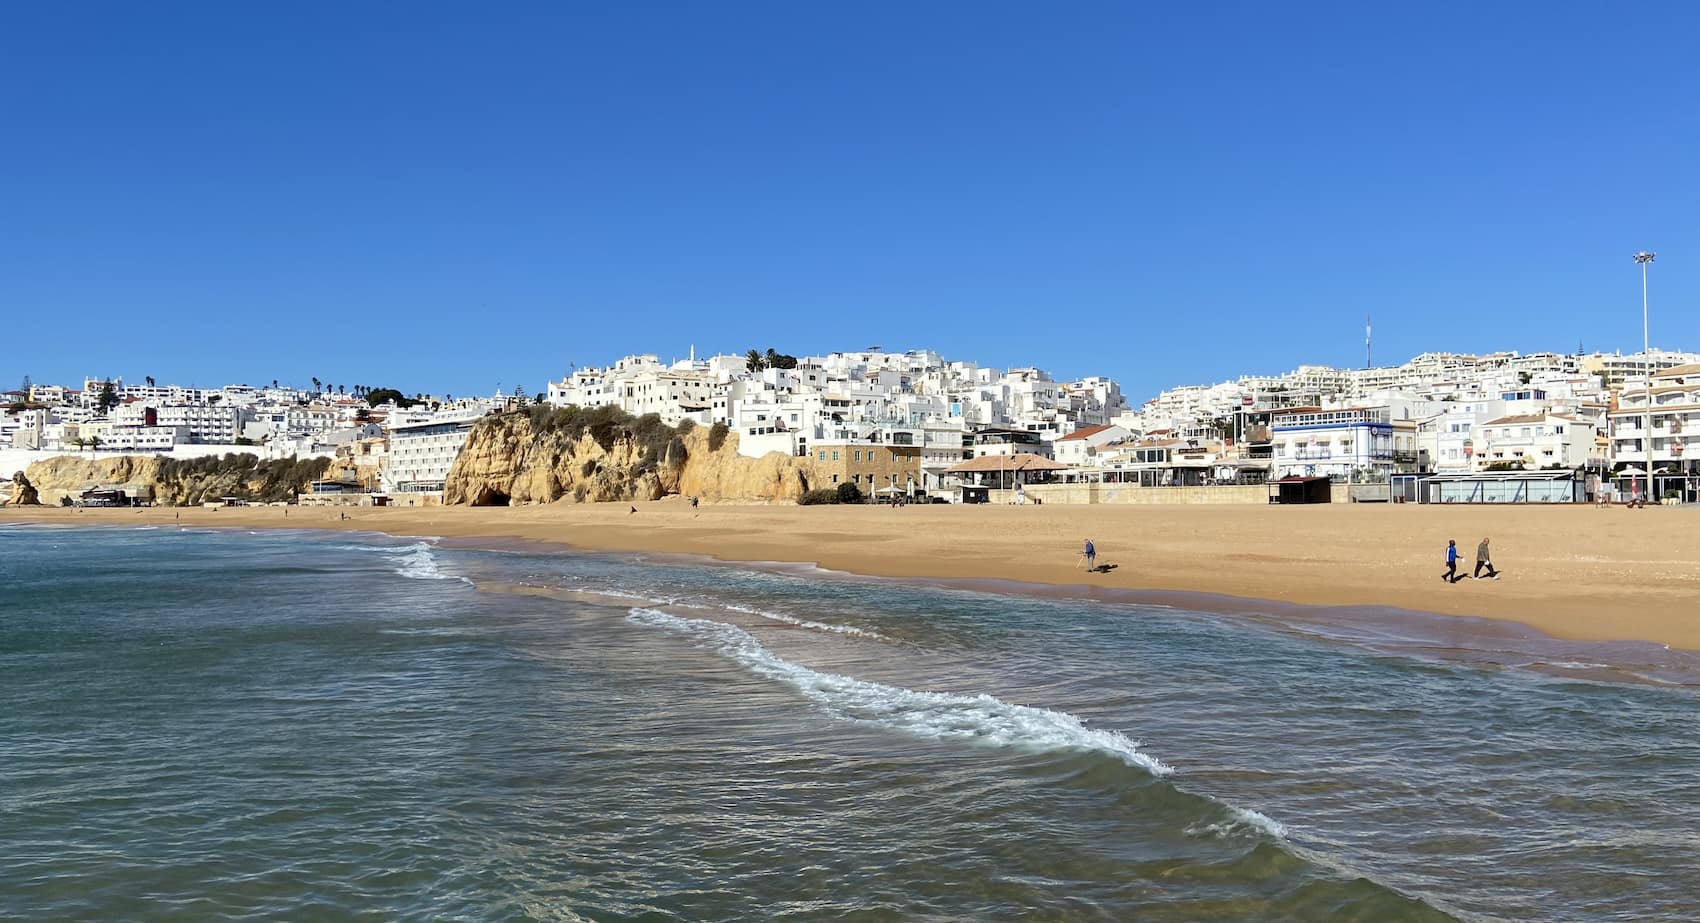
477, 489, 511, 507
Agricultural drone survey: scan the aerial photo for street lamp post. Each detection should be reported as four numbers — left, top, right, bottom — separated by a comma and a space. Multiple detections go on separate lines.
1634, 251, 1656, 502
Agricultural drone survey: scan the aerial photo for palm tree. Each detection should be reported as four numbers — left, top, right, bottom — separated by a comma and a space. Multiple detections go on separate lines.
144, 376, 155, 387
311, 377, 321, 394
746, 349, 765, 372
765, 348, 780, 368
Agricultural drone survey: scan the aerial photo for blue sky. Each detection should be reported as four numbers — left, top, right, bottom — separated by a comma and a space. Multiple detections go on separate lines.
3, 2, 1697, 401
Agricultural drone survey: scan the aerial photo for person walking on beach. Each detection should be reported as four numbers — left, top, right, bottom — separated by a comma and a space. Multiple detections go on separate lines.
1474, 537, 1499, 580
1442, 539, 1458, 583
1080, 538, 1097, 572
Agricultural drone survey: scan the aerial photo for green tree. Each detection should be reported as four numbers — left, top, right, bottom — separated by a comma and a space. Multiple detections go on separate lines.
746, 349, 766, 372
364, 387, 418, 409
312, 377, 321, 393
96, 381, 119, 414
835, 482, 863, 504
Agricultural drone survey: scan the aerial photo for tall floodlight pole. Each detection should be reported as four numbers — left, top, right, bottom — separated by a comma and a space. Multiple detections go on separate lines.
1634, 251, 1656, 501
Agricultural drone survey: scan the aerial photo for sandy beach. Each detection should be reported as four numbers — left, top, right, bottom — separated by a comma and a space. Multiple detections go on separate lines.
9, 500, 1699, 651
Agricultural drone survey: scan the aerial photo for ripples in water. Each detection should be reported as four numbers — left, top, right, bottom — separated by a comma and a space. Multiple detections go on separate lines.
3, 525, 1696, 921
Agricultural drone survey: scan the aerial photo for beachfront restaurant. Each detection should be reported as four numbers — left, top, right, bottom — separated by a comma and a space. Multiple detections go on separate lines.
1416, 470, 1582, 504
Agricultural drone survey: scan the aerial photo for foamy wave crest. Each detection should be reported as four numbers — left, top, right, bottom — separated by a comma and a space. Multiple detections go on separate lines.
1187, 807, 1288, 840
627, 607, 1171, 777
336, 542, 469, 583
721, 603, 891, 641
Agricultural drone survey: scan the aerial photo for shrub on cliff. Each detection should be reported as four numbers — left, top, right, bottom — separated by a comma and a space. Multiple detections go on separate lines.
155, 453, 331, 505
798, 488, 840, 505
509, 406, 692, 466
707, 422, 730, 453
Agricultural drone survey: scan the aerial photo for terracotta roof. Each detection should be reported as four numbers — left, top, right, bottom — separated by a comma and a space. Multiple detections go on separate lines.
1482, 413, 1548, 426
1654, 363, 1700, 379
946, 453, 1070, 473
1056, 424, 1115, 442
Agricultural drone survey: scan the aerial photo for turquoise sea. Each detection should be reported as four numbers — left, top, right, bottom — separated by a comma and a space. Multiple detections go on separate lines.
3, 524, 1698, 921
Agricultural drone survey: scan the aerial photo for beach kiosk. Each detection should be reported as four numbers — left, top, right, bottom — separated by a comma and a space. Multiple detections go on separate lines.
1268, 475, 1332, 504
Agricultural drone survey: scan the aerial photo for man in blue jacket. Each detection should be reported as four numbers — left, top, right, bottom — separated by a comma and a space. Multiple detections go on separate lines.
1442, 539, 1458, 583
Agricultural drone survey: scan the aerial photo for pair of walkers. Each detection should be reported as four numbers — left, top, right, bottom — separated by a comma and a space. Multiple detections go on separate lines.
1442, 538, 1498, 583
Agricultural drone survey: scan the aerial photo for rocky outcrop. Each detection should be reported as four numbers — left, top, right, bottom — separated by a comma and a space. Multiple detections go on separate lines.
23, 453, 330, 506
444, 413, 814, 505
9, 472, 40, 505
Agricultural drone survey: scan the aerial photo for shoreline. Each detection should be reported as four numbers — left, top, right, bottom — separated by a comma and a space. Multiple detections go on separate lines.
6, 500, 1700, 660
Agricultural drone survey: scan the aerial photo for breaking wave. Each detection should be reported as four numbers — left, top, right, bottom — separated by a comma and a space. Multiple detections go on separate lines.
627, 607, 1172, 777
335, 541, 471, 584
720, 602, 892, 641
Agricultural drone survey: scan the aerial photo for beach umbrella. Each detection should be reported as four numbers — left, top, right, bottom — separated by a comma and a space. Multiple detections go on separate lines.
1616, 467, 1648, 476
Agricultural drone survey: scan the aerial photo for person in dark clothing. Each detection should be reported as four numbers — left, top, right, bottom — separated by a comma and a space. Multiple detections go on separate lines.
1474, 537, 1499, 579
1442, 539, 1458, 583
1081, 538, 1097, 572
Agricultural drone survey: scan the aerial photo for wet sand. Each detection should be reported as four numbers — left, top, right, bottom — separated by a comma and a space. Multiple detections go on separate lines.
7, 500, 1700, 650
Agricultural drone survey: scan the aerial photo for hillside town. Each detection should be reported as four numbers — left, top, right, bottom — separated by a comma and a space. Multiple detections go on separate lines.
6, 345, 1700, 506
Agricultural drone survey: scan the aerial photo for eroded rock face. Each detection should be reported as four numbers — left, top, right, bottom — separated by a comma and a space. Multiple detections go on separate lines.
22, 454, 329, 506
444, 416, 814, 506
10, 471, 40, 506
23, 455, 163, 507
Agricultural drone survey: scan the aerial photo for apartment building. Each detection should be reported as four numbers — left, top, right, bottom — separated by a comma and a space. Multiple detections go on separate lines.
1608, 363, 1700, 499
110, 403, 247, 443
1473, 413, 1592, 471
386, 418, 477, 493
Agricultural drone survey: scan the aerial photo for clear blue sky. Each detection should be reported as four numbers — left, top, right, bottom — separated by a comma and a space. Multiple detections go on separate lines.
4, 2, 1697, 401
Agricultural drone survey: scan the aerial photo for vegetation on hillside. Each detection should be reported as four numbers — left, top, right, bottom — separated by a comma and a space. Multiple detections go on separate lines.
155, 453, 332, 505
514, 405, 691, 473
744, 348, 799, 371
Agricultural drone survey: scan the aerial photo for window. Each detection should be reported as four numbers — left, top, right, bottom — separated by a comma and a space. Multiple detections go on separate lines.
854, 450, 861, 461
832, 451, 840, 461
817, 451, 826, 460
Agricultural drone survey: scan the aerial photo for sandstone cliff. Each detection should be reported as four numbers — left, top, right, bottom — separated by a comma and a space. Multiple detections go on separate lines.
9, 472, 40, 506
444, 412, 814, 505
23, 454, 330, 506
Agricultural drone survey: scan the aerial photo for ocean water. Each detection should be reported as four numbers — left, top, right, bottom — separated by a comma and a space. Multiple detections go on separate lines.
3, 525, 1698, 922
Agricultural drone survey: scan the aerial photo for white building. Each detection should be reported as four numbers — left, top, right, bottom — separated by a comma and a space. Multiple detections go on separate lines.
1271, 406, 1397, 481
385, 418, 477, 493
1051, 424, 1132, 466
111, 403, 248, 443
1473, 413, 1592, 472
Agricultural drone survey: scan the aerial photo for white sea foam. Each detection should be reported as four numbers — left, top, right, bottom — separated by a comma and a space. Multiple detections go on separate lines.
1188, 807, 1288, 840
627, 607, 1172, 777
721, 602, 891, 641
335, 541, 470, 583
587, 587, 677, 604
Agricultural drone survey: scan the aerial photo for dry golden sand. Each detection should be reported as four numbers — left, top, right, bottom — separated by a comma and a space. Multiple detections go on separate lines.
8, 500, 1700, 650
